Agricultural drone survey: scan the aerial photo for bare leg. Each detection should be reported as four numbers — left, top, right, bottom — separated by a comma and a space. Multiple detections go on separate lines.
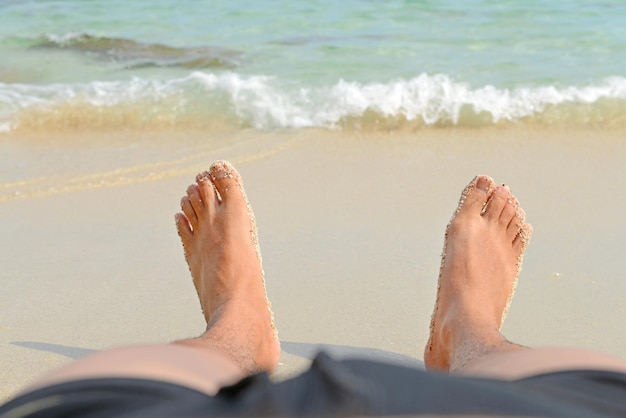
22, 161, 279, 395
425, 176, 626, 379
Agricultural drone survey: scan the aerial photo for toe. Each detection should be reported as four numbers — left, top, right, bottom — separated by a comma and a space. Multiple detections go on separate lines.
513, 223, 533, 253
507, 205, 525, 241
187, 184, 205, 217
484, 184, 510, 222
499, 195, 517, 227
457, 175, 495, 216
181, 196, 198, 230
196, 173, 218, 210
175, 213, 193, 241
209, 160, 242, 204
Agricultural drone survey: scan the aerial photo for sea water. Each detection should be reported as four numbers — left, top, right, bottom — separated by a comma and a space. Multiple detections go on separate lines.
1, 0, 625, 133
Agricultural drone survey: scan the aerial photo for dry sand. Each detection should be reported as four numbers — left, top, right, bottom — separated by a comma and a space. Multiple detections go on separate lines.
1, 127, 626, 402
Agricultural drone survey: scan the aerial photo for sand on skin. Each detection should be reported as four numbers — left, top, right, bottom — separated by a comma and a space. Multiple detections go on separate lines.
1, 127, 626, 402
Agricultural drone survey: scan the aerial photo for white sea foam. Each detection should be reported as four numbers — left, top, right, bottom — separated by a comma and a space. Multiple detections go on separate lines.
1, 73, 626, 131
44, 32, 86, 45
187, 72, 626, 128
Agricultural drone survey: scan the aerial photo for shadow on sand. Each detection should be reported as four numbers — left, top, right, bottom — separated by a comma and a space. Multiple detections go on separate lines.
11, 340, 425, 369
11, 341, 96, 360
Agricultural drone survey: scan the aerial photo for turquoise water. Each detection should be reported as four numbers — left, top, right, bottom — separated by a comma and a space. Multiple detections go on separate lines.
1, 0, 625, 131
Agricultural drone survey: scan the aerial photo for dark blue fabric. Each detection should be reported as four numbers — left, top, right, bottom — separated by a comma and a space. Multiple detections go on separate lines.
2, 352, 625, 417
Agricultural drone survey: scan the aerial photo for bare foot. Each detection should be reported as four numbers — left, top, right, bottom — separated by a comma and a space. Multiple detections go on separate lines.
175, 160, 279, 374
424, 176, 532, 372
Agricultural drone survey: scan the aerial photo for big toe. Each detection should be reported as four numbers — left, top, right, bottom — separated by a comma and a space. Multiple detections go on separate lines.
209, 160, 244, 204
457, 175, 495, 216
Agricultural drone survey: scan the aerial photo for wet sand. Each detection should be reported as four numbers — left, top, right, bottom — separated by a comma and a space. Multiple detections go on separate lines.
1, 127, 626, 401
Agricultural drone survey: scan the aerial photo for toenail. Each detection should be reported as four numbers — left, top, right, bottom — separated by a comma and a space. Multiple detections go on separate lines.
212, 171, 235, 180
196, 171, 211, 183
475, 177, 491, 193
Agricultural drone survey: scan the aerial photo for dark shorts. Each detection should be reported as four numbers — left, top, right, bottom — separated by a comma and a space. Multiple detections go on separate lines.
2, 352, 625, 417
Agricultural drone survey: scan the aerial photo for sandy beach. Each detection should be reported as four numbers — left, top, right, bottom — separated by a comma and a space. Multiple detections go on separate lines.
1, 127, 626, 402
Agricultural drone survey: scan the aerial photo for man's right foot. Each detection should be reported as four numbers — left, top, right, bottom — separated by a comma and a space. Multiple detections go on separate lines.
424, 176, 532, 372
175, 161, 279, 374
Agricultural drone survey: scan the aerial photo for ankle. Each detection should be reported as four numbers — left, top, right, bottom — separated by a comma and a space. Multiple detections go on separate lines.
428, 307, 506, 371
447, 322, 509, 372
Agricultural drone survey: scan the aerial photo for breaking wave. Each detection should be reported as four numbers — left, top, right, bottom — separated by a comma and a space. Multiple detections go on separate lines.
2, 72, 626, 133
